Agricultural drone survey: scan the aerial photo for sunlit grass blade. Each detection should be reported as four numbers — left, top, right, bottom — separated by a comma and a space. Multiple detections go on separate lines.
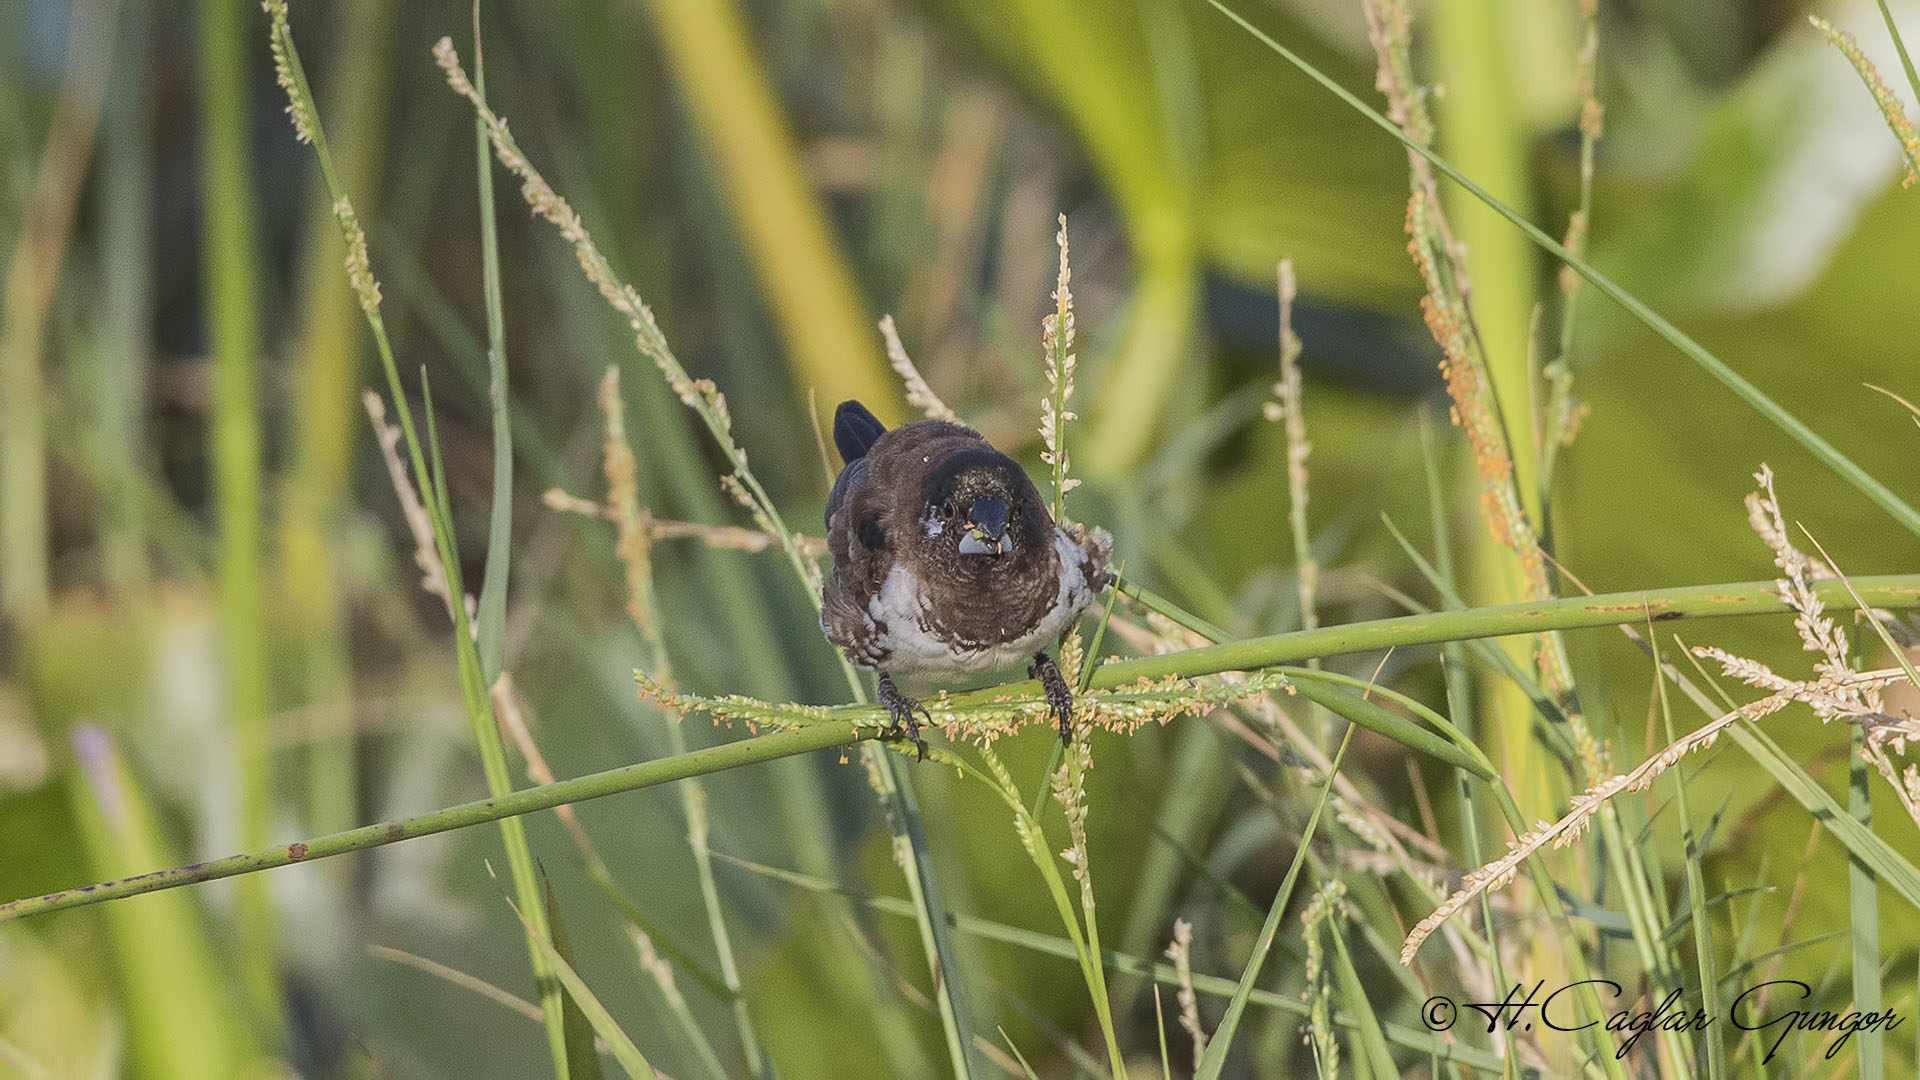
1195, 724, 1354, 1080
1207, 0, 1920, 543
634, 0, 898, 410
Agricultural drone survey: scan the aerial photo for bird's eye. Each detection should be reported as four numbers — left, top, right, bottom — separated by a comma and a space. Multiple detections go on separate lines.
940, 499, 955, 518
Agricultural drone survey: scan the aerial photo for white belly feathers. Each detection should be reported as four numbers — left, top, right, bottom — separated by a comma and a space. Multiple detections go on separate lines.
864, 526, 1097, 685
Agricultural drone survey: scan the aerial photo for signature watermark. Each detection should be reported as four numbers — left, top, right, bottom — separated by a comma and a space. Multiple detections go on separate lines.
1421, 980, 1905, 1063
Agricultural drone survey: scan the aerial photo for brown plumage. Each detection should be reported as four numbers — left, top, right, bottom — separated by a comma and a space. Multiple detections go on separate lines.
821, 401, 1109, 756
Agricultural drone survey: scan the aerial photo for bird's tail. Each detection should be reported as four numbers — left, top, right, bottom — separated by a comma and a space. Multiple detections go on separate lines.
832, 400, 887, 463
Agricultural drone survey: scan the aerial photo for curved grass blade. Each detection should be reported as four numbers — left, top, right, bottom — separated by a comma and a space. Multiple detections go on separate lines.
1283, 672, 1492, 779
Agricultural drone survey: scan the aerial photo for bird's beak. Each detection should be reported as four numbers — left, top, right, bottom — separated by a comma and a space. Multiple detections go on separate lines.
959, 496, 1010, 556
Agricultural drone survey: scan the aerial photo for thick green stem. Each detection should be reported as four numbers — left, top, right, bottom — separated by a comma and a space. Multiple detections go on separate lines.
956, 574, 1920, 702
2, 724, 867, 922
17, 572, 1920, 926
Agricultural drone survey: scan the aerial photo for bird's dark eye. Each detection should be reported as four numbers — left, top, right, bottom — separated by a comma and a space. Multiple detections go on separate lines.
940, 499, 955, 518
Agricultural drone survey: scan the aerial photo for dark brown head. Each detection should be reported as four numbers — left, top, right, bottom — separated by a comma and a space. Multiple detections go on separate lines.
915, 445, 1052, 582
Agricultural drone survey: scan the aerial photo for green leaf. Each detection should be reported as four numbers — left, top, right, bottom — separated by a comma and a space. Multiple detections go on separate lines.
510, 899, 655, 1080
1328, 917, 1398, 1079
70, 726, 258, 1079
1195, 724, 1354, 1080
1283, 672, 1494, 780
472, 17, 513, 686
544, 874, 607, 1080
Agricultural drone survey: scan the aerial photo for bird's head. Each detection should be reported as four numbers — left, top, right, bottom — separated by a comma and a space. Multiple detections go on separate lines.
919, 448, 1046, 565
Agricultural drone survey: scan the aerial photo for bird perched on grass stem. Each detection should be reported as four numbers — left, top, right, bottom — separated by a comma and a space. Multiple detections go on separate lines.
822, 400, 1111, 758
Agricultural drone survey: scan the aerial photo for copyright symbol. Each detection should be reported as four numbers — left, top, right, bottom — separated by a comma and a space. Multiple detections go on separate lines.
1423, 996, 1456, 1031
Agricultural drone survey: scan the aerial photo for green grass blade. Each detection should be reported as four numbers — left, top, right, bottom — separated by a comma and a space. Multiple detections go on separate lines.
425, 372, 573, 1076
1652, 632, 1725, 1079
1730, 722, 1920, 908
1195, 724, 1354, 1080
96, 0, 155, 589
544, 875, 608, 1080
70, 726, 258, 1077
877, 751, 981, 1079
1327, 917, 1397, 1078
197, 0, 278, 1030
510, 900, 655, 1080
1206, 0, 1920, 542
1153, 988, 1170, 1080
266, 11, 573, 1069
1002, 1028, 1041, 1080
1419, 409, 1518, 1068
1849, 726, 1884, 1078
1876, 0, 1920, 106
470, 9, 512, 685
1282, 672, 1493, 779
681, 774, 768, 1077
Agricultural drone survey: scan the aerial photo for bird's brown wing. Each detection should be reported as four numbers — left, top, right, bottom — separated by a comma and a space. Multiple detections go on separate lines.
822, 454, 888, 656
821, 419, 985, 658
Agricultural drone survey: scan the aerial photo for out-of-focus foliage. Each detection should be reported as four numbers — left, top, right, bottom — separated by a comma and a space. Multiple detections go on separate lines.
2, 0, 1918, 1075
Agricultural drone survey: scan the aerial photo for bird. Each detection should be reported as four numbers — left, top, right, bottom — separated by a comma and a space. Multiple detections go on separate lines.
821, 400, 1111, 758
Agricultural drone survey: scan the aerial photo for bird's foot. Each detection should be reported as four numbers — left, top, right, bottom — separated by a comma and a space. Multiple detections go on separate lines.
877, 673, 931, 760
1030, 652, 1074, 745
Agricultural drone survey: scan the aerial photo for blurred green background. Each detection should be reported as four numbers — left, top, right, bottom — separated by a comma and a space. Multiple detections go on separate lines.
2, 0, 1918, 1076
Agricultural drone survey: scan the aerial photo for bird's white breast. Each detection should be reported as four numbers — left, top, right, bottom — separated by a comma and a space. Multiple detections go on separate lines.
864, 526, 1098, 686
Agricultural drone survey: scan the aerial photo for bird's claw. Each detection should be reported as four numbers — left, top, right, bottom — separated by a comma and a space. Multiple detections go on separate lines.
877, 673, 931, 760
1031, 652, 1075, 746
